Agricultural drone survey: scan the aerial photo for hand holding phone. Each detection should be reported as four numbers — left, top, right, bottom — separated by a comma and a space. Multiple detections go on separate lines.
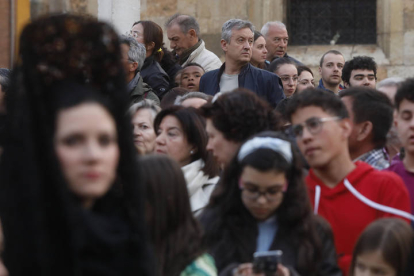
252, 251, 283, 276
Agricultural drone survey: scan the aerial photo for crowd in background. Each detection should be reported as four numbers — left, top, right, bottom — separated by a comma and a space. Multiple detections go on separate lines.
0, 11, 414, 276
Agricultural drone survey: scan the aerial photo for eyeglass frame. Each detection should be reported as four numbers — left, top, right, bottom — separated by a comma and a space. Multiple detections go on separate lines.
280, 76, 298, 83
290, 116, 342, 138
239, 182, 287, 202
127, 30, 142, 39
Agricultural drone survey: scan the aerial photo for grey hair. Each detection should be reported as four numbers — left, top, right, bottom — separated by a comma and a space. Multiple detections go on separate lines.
119, 35, 146, 72
377, 77, 405, 89
174, 92, 211, 105
129, 99, 161, 121
221, 19, 255, 43
260, 21, 287, 37
165, 13, 200, 37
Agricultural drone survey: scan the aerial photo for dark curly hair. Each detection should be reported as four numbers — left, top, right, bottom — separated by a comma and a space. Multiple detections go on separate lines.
200, 89, 281, 142
154, 105, 219, 178
342, 56, 377, 85
286, 88, 349, 121
200, 131, 324, 275
395, 78, 414, 111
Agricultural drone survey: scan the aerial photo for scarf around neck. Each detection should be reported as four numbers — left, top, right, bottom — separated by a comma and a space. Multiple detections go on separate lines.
178, 39, 202, 65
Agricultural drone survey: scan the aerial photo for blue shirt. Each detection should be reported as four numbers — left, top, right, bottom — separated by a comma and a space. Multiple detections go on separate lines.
317, 79, 344, 94
256, 216, 278, 252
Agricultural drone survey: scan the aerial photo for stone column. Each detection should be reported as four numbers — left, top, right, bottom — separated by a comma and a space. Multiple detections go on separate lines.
97, 0, 140, 35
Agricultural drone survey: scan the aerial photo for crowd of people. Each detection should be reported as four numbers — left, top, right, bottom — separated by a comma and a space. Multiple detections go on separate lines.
0, 11, 413, 276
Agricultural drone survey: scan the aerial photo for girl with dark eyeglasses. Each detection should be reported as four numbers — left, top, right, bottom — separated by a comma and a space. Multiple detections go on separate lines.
199, 131, 341, 276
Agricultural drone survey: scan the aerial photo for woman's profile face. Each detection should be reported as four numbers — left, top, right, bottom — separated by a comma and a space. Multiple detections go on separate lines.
354, 250, 396, 276
239, 166, 287, 221
251, 36, 268, 66
132, 108, 157, 154
155, 115, 194, 167
130, 23, 145, 45
54, 103, 119, 209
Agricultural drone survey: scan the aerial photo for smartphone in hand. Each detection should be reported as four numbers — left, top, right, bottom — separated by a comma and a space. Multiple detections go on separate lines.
252, 250, 283, 275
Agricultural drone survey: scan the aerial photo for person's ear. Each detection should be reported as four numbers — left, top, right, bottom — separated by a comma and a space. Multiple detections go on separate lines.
318, 67, 322, 75
344, 81, 350, 88
394, 114, 399, 128
188, 29, 196, 38
356, 121, 373, 142
221, 39, 228, 52
190, 145, 198, 155
340, 118, 353, 139
130, 62, 139, 73
147, 41, 155, 52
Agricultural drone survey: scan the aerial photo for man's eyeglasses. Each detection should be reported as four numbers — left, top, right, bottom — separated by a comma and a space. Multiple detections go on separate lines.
240, 185, 286, 202
290, 116, 342, 138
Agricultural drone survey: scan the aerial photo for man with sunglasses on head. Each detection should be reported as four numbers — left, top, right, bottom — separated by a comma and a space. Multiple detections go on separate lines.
285, 88, 410, 276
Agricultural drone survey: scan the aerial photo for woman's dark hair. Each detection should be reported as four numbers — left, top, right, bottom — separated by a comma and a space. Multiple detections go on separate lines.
154, 105, 219, 178
160, 87, 188, 109
200, 89, 281, 142
268, 57, 295, 74
140, 155, 205, 276
254, 30, 264, 42
350, 218, 413, 276
252, 31, 266, 69
133, 20, 164, 62
297, 65, 313, 77
0, 14, 152, 275
200, 131, 323, 275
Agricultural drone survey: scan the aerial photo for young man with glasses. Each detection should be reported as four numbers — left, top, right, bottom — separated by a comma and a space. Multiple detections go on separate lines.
286, 88, 411, 276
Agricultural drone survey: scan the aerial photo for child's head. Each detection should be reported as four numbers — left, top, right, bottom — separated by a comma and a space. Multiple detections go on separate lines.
350, 218, 413, 276
180, 63, 205, 91
395, 78, 414, 157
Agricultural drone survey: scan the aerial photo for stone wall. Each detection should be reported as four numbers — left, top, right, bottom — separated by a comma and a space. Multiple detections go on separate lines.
141, 0, 414, 82
140, 0, 286, 61
0, 0, 11, 68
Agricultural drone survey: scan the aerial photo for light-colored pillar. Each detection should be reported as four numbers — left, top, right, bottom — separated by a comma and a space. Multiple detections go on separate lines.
97, 0, 140, 35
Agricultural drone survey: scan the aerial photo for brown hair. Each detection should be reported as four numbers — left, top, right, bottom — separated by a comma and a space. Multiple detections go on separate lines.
132, 20, 164, 62
140, 155, 204, 276
349, 218, 413, 276
154, 106, 219, 178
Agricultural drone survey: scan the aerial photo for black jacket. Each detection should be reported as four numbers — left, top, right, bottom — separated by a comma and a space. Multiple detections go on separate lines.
199, 63, 285, 108
141, 56, 170, 99
200, 212, 342, 276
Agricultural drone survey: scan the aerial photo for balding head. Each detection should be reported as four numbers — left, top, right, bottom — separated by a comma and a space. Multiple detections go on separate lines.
261, 21, 289, 61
